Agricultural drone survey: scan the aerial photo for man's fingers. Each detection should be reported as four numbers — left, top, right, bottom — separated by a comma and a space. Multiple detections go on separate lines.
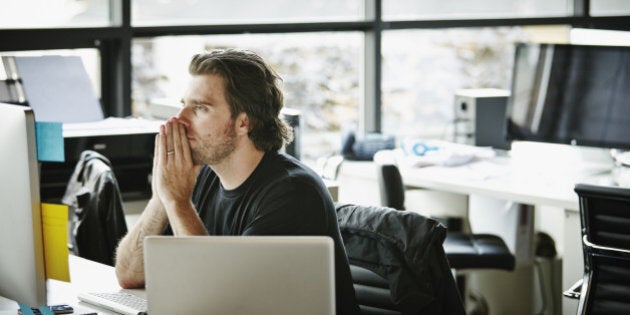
178, 123, 193, 164
165, 120, 174, 154
172, 119, 182, 160
159, 124, 168, 161
154, 134, 159, 168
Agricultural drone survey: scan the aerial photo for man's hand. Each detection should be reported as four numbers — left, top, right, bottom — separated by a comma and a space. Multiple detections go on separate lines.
155, 118, 200, 207
153, 118, 207, 236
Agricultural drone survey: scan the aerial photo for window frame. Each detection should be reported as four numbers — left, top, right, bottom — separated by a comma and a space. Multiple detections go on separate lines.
0, 0, 628, 132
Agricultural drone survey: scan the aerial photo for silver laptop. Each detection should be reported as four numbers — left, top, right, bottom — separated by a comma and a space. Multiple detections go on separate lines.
143, 236, 335, 315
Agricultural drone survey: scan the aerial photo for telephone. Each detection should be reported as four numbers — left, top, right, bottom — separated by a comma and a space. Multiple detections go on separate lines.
341, 131, 396, 161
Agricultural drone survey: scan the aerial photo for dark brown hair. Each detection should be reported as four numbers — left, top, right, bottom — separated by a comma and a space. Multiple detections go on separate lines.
188, 49, 293, 152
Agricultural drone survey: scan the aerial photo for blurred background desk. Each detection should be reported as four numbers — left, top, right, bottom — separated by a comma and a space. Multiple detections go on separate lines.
338, 144, 616, 315
399, 155, 579, 210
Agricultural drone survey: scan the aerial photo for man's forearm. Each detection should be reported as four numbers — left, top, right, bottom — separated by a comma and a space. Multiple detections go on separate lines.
115, 198, 168, 288
164, 199, 208, 236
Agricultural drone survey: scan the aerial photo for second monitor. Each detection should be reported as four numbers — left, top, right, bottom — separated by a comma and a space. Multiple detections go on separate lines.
0, 103, 47, 306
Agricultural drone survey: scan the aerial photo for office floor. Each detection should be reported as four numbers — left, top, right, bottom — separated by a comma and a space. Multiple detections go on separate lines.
123, 199, 148, 229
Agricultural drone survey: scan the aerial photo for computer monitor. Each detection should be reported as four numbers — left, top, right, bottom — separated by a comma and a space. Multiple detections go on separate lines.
505, 42, 630, 150
0, 103, 47, 306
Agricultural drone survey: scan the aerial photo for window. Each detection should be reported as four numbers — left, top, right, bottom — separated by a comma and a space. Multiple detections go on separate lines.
132, 0, 365, 26
1, 1, 628, 164
383, 0, 572, 20
132, 32, 361, 163
590, 0, 630, 16
381, 26, 567, 140
0, 0, 112, 28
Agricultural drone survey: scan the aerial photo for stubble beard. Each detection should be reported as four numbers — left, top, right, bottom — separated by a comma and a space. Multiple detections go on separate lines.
190, 124, 237, 166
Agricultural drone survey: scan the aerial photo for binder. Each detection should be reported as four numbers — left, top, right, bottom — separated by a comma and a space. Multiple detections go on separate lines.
0, 56, 28, 105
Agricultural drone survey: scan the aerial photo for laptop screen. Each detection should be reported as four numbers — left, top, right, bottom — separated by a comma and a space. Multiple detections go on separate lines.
143, 236, 335, 315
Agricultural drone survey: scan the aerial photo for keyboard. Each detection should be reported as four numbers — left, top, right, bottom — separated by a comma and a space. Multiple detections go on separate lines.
78, 292, 147, 315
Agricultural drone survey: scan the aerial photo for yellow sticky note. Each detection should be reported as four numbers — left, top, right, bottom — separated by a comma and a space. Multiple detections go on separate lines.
41, 203, 70, 282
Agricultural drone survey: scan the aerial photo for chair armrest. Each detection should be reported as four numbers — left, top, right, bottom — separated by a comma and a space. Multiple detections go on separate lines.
584, 235, 630, 259
563, 278, 582, 299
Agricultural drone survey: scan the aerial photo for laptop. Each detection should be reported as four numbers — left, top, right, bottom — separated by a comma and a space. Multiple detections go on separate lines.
80, 236, 335, 315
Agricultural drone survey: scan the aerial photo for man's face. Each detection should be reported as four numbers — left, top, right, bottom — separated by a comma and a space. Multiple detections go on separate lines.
177, 73, 238, 166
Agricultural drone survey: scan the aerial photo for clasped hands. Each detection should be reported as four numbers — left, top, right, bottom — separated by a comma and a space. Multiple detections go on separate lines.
152, 118, 200, 209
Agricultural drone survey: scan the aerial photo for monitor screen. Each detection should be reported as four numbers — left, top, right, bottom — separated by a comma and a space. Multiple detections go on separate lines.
505, 43, 630, 150
0, 103, 47, 306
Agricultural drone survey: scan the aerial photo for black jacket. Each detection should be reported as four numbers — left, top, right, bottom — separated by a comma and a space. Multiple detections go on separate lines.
336, 203, 465, 315
62, 150, 127, 266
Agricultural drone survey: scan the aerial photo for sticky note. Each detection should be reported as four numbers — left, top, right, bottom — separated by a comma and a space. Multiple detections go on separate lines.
18, 303, 35, 315
41, 203, 70, 282
37, 306, 54, 315
35, 121, 64, 162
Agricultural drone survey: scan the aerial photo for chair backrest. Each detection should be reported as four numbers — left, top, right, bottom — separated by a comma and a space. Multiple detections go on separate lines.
62, 150, 128, 266
375, 161, 468, 232
574, 183, 630, 315
336, 203, 465, 315
377, 163, 406, 210
319, 154, 344, 180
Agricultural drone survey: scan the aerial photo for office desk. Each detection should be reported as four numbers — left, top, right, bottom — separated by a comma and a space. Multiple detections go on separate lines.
0, 255, 145, 315
399, 156, 580, 210
404, 155, 622, 314
338, 147, 616, 315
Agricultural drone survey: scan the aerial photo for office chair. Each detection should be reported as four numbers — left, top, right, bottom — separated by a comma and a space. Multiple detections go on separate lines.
563, 183, 630, 315
317, 154, 344, 181
62, 150, 128, 266
336, 203, 466, 315
375, 160, 515, 297
376, 161, 514, 269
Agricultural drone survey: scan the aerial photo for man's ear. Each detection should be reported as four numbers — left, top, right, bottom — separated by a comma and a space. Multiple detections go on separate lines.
235, 112, 250, 136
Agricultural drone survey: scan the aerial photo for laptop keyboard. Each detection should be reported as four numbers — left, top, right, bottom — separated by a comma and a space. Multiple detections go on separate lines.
78, 292, 147, 315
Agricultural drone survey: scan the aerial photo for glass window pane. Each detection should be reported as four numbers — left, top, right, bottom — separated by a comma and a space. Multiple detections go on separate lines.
383, 0, 571, 20
381, 27, 562, 140
132, 0, 364, 26
132, 32, 361, 164
591, 0, 630, 16
0, 0, 112, 29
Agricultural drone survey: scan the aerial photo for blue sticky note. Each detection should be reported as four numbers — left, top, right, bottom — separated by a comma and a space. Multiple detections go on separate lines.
35, 121, 64, 162
18, 303, 35, 315
37, 306, 54, 315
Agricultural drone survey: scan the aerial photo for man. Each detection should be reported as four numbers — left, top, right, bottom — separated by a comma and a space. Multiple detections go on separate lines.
115, 49, 360, 314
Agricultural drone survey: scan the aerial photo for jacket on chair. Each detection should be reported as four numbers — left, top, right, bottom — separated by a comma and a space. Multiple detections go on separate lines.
336, 203, 465, 315
62, 150, 128, 266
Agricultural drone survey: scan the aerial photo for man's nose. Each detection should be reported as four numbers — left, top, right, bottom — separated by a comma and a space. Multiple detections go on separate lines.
176, 106, 188, 120
174, 107, 191, 128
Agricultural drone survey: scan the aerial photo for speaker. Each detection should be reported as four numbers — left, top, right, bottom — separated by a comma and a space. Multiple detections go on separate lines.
454, 88, 511, 150
281, 108, 301, 160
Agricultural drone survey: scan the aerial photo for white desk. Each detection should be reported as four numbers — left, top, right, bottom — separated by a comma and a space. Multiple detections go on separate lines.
0, 255, 145, 315
398, 153, 617, 212
395, 155, 603, 314
338, 145, 617, 315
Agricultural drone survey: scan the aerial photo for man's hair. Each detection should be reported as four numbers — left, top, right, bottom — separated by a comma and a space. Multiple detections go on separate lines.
188, 49, 293, 152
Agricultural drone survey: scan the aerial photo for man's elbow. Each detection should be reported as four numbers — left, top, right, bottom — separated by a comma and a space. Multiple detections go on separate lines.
115, 258, 145, 289
116, 269, 145, 289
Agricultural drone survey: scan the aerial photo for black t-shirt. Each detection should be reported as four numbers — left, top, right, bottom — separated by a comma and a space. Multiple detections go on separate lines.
188, 152, 360, 315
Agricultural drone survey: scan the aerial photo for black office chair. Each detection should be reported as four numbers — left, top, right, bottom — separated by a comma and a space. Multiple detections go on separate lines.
378, 164, 406, 210
376, 161, 515, 295
336, 203, 466, 315
62, 150, 128, 266
377, 162, 515, 268
563, 183, 630, 314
